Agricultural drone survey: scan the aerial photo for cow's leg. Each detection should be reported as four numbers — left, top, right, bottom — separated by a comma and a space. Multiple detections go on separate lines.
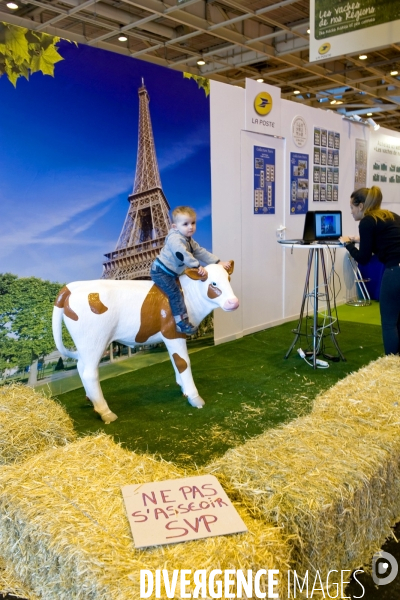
77, 357, 118, 423
164, 338, 205, 408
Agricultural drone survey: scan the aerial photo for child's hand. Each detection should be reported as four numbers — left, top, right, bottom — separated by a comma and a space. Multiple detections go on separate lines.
198, 266, 207, 276
219, 261, 231, 270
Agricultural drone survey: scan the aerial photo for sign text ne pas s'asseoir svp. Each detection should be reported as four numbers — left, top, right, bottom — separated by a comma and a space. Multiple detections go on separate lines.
121, 474, 247, 548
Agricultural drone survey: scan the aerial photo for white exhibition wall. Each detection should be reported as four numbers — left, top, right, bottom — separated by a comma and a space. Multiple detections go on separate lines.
210, 79, 400, 345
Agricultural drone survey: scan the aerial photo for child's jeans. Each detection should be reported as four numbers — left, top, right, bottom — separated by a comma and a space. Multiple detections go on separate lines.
150, 263, 187, 318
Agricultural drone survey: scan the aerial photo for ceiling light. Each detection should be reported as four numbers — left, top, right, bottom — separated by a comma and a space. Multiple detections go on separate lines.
367, 117, 380, 131
330, 100, 336, 104
390, 70, 399, 76
6, 2, 18, 8
293, 90, 301, 95
256, 78, 264, 83
342, 115, 368, 126
197, 58, 206, 66
359, 54, 367, 60
307, 29, 310, 34
118, 35, 127, 41
335, 100, 343, 105
367, 112, 373, 116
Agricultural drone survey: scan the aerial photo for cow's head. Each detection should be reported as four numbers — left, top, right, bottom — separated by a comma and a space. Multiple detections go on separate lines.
183, 261, 239, 312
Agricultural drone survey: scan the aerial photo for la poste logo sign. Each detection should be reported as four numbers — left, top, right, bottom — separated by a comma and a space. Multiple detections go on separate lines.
245, 78, 282, 137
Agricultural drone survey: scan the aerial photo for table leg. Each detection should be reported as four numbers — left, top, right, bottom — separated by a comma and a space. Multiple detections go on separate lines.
285, 248, 314, 359
320, 251, 346, 361
312, 249, 319, 368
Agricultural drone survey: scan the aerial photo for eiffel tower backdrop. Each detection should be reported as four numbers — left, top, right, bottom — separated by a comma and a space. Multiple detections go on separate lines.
102, 80, 171, 280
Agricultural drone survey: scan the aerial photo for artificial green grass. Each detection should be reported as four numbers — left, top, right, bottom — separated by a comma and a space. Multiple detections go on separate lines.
55, 319, 384, 469
336, 299, 381, 325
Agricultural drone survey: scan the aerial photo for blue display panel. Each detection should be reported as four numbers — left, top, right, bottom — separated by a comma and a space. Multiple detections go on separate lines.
290, 152, 309, 215
254, 146, 275, 214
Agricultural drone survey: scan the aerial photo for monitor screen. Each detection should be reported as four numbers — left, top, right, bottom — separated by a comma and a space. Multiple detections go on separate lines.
314, 211, 342, 239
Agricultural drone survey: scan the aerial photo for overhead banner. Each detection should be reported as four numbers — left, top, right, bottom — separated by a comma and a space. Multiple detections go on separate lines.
245, 78, 282, 137
309, 0, 400, 62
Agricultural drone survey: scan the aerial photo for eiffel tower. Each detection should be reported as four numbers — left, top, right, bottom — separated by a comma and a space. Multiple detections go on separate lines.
102, 80, 171, 280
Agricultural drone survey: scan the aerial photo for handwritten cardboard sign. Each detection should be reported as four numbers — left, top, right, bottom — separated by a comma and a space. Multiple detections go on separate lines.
121, 474, 247, 548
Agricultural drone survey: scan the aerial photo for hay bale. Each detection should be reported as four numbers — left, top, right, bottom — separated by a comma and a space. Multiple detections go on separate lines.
0, 383, 76, 465
0, 556, 39, 600
206, 356, 400, 579
313, 354, 400, 425
0, 434, 291, 600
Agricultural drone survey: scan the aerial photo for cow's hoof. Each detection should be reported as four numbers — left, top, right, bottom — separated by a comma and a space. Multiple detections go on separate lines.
188, 395, 205, 409
98, 410, 118, 424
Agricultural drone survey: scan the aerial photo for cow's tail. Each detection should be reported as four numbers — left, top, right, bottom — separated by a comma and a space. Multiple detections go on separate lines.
52, 286, 79, 360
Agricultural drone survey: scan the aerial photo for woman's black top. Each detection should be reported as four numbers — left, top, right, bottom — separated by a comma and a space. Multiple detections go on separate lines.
345, 212, 400, 267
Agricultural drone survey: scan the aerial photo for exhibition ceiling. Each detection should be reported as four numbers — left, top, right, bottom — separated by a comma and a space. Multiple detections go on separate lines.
1, 0, 400, 131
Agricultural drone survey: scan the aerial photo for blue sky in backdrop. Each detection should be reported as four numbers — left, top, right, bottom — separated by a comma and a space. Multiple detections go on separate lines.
0, 40, 211, 284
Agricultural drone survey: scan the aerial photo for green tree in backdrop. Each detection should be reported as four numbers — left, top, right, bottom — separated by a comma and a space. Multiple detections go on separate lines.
0, 273, 72, 374
183, 72, 210, 97
0, 22, 64, 86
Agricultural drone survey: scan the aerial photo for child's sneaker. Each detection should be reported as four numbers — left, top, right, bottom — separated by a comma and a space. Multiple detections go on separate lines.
176, 319, 197, 335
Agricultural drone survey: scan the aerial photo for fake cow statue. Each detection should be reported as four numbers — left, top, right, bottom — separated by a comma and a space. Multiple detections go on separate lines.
52, 262, 238, 423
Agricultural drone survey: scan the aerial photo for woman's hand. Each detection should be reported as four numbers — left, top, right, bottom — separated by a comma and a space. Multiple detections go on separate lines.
339, 236, 359, 244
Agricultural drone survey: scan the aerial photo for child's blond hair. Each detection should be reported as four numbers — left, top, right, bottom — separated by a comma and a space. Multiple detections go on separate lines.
171, 206, 197, 223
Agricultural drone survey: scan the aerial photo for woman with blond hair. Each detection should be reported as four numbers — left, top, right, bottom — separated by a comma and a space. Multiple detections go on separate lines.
340, 185, 400, 355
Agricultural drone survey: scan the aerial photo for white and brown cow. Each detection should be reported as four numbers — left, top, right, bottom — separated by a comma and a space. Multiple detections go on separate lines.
52, 262, 238, 423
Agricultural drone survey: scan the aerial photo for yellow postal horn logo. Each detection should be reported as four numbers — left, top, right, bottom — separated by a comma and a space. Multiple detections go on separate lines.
318, 43, 331, 55
254, 92, 273, 116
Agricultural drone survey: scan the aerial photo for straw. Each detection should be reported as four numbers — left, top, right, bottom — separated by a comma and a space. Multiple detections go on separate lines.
0, 383, 76, 465
206, 356, 400, 581
0, 433, 291, 600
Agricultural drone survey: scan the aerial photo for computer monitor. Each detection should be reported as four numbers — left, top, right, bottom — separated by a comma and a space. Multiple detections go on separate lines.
302, 210, 342, 242
314, 211, 342, 241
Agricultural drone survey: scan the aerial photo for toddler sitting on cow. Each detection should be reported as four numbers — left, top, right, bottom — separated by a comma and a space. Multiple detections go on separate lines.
150, 206, 231, 335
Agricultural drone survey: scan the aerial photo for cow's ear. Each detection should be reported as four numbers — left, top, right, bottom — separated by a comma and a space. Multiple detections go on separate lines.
227, 260, 234, 275
184, 268, 208, 281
